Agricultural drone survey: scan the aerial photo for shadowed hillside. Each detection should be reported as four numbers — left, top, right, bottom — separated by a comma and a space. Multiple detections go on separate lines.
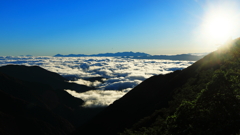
0, 65, 93, 92
1, 38, 240, 134
0, 66, 105, 134
0, 72, 76, 134
73, 38, 240, 135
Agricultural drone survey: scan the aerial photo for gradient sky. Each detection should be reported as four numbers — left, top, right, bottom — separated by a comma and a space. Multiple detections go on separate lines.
1, 0, 240, 56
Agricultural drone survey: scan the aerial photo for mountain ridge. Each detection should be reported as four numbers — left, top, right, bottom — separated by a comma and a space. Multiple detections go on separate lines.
0, 65, 105, 134
0, 65, 93, 93
73, 38, 240, 135
54, 51, 206, 61
54, 51, 150, 57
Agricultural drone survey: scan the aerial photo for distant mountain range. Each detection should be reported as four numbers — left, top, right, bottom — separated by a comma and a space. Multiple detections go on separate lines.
54, 51, 150, 57
6, 39, 240, 135
54, 52, 208, 61
133, 54, 205, 61
72, 38, 240, 135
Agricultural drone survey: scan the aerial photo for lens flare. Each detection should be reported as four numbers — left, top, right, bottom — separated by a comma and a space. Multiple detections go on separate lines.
200, 0, 240, 45
204, 14, 234, 40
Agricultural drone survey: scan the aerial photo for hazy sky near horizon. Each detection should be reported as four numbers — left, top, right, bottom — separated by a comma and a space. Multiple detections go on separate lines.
1, 0, 240, 56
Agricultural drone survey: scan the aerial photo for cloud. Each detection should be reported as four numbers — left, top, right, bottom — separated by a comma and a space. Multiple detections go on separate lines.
69, 79, 102, 87
103, 80, 141, 90
65, 89, 128, 107
0, 56, 195, 107
79, 63, 90, 71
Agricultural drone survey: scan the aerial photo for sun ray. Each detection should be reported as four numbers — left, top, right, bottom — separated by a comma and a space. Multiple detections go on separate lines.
199, 0, 240, 45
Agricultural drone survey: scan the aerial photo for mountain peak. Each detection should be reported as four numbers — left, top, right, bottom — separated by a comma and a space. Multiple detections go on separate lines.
73, 37, 240, 135
54, 52, 150, 57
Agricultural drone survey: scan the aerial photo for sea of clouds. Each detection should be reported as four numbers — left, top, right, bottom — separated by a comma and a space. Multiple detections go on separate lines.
0, 56, 195, 107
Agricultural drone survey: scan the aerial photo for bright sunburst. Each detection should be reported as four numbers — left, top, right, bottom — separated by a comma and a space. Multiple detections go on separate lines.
204, 14, 234, 40
200, 0, 240, 45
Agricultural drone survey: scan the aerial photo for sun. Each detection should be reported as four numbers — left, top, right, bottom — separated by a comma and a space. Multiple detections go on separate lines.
204, 15, 233, 41
200, 0, 240, 45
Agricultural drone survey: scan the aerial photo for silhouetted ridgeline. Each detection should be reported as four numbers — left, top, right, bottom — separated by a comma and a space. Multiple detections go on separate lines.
73, 38, 240, 135
54, 51, 150, 57
1, 38, 239, 135
0, 65, 93, 93
0, 65, 105, 135
54, 52, 206, 61
133, 54, 204, 61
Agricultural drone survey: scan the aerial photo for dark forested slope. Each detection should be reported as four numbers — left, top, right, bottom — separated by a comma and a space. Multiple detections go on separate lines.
0, 72, 77, 135
74, 38, 240, 135
0, 65, 92, 92
0, 65, 104, 134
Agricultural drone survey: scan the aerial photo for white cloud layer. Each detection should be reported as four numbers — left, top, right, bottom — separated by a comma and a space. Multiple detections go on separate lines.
0, 56, 195, 107
65, 89, 129, 107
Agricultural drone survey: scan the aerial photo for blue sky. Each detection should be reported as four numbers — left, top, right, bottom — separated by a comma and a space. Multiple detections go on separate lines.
1, 0, 240, 56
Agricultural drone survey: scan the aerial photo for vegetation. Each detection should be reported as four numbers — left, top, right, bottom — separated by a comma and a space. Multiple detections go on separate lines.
121, 38, 240, 135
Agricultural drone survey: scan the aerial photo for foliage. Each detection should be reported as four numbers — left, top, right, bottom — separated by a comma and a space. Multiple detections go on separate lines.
121, 39, 240, 135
